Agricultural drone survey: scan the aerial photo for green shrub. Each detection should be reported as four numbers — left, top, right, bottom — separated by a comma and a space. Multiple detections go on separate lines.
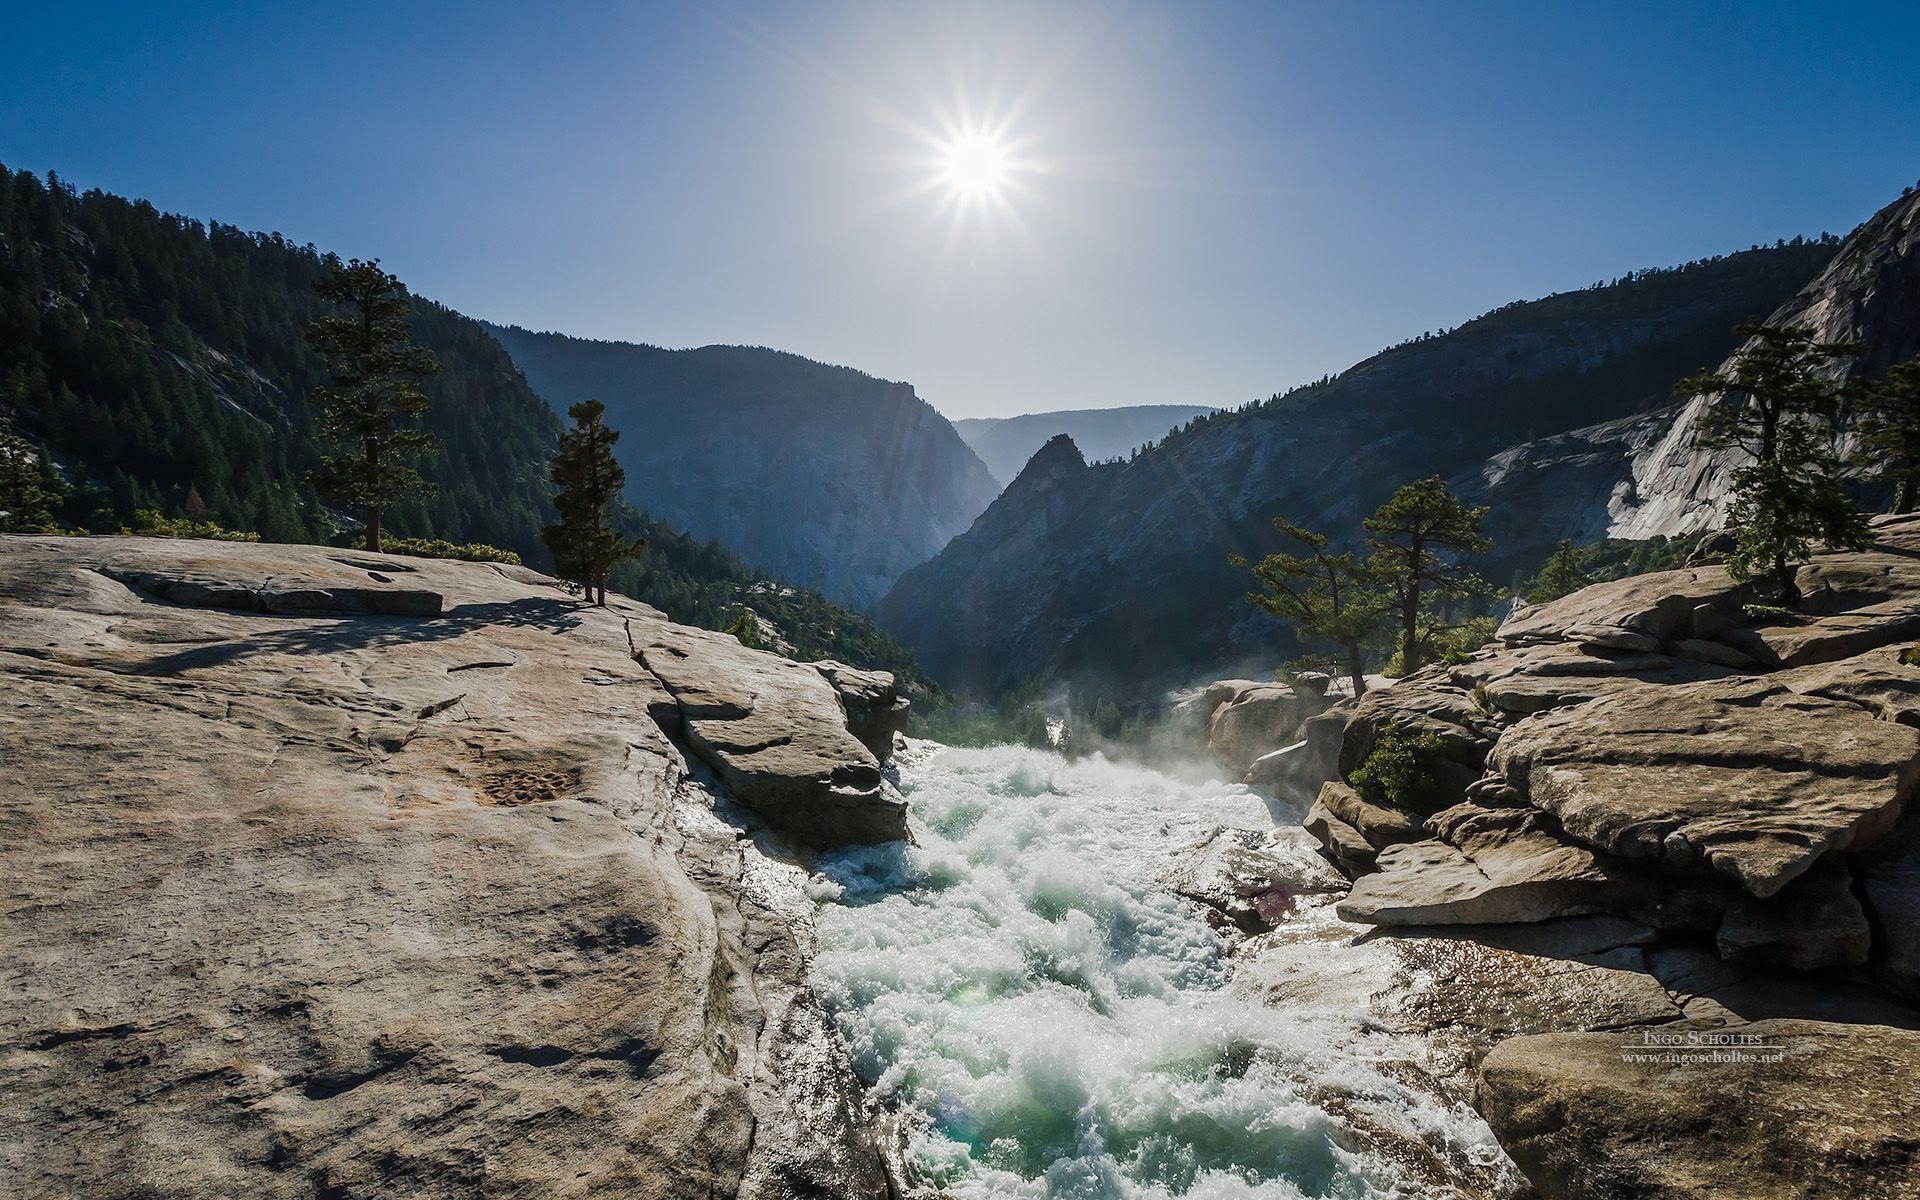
1350, 720, 1452, 814
1742, 602, 1792, 621
1900, 646, 1920, 668
124, 509, 260, 542
379, 536, 522, 564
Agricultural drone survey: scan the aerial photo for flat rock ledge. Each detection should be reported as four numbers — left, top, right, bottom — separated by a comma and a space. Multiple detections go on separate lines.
0, 535, 904, 1198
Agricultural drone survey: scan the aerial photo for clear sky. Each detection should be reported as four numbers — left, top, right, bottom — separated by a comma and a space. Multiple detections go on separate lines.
4, 1, 1918, 419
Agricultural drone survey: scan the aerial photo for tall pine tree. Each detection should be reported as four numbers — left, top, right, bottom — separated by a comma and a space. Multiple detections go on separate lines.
305, 259, 440, 551
543, 400, 645, 606
1363, 477, 1491, 674
1677, 323, 1869, 605
1231, 517, 1388, 697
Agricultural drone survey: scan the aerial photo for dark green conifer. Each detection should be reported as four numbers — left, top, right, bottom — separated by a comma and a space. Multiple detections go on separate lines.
1364, 477, 1492, 673
1854, 358, 1920, 514
1527, 540, 1592, 604
0, 416, 62, 533
305, 258, 440, 551
542, 399, 644, 606
1676, 323, 1869, 605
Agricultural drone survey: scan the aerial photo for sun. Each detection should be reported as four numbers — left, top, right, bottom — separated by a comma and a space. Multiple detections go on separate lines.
937, 130, 1011, 199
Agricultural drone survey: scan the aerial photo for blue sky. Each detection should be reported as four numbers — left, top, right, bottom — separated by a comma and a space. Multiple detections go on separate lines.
4, 1, 1918, 418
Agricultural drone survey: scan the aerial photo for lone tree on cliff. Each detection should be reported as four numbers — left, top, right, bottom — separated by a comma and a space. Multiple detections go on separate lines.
1364, 476, 1491, 674
1231, 517, 1388, 697
1526, 540, 1592, 605
0, 416, 62, 533
543, 399, 645, 606
1853, 357, 1920, 514
306, 258, 441, 552
1677, 323, 1869, 606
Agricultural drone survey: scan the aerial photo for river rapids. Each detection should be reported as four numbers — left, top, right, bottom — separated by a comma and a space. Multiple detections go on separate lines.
808, 743, 1517, 1199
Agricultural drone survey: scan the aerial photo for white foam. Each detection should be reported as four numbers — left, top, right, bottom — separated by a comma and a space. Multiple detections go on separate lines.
811, 744, 1514, 1199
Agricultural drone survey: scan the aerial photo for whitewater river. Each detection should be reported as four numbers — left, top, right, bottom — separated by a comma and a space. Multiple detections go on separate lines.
808, 743, 1514, 1200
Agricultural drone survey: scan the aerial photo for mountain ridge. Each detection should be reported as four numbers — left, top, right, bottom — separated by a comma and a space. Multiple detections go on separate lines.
482, 322, 999, 609
954, 403, 1217, 486
875, 234, 1847, 697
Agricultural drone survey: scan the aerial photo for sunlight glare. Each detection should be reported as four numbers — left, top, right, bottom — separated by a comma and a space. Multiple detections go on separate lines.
937, 130, 1011, 199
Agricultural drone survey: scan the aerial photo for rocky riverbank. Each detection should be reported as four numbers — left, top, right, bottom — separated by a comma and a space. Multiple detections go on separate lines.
1244, 514, 1920, 1198
0, 536, 905, 1198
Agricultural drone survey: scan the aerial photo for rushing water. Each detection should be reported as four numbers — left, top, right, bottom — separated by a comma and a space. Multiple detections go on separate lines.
808, 743, 1510, 1200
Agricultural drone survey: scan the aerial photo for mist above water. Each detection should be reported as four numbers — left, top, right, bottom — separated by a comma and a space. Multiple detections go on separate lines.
808, 743, 1511, 1199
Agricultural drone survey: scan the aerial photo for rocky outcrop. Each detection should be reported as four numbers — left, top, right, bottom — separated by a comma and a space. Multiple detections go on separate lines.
1304, 515, 1920, 997
638, 629, 908, 848
810, 661, 911, 761
483, 326, 999, 609
1476, 1020, 1920, 1200
0, 536, 902, 1198
1181, 678, 1332, 774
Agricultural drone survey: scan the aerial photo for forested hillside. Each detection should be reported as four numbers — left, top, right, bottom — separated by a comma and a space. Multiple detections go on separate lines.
877, 237, 1843, 698
0, 164, 555, 550
484, 324, 999, 609
0, 163, 928, 685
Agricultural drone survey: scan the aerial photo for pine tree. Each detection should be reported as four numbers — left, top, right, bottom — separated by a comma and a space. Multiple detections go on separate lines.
1854, 357, 1920, 514
1527, 540, 1592, 605
1364, 477, 1492, 674
305, 258, 441, 551
1677, 323, 1869, 606
542, 399, 644, 605
1231, 517, 1389, 697
0, 417, 62, 533
722, 607, 759, 648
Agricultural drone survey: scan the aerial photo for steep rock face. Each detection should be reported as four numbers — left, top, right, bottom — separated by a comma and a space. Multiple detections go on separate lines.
484, 326, 998, 609
0, 536, 899, 1198
1468, 186, 1920, 551
877, 245, 1834, 695
872, 434, 1104, 694
954, 404, 1216, 486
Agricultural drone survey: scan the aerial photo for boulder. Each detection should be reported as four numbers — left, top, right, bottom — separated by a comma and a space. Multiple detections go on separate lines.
1246, 707, 1352, 810
1164, 826, 1346, 934
1489, 677, 1920, 898
1303, 795, 1376, 875
811, 660, 911, 761
1715, 858, 1871, 971
1207, 681, 1328, 772
1335, 815, 1633, 928
1499, 565, 1742, 648
641, 630, 909, 848
1782, 643, 1920, 726
1317, 780, 1424, 849
1169, 678, 1264, 732
1337, 799, 1724, 929
1476, 1019, 1920, 1200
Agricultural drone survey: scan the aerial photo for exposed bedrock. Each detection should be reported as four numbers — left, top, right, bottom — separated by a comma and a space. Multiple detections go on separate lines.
0, 535, 903, 1198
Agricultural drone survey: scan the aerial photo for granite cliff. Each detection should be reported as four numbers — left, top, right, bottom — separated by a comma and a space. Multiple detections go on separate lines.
1463, 184, 1920, 564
